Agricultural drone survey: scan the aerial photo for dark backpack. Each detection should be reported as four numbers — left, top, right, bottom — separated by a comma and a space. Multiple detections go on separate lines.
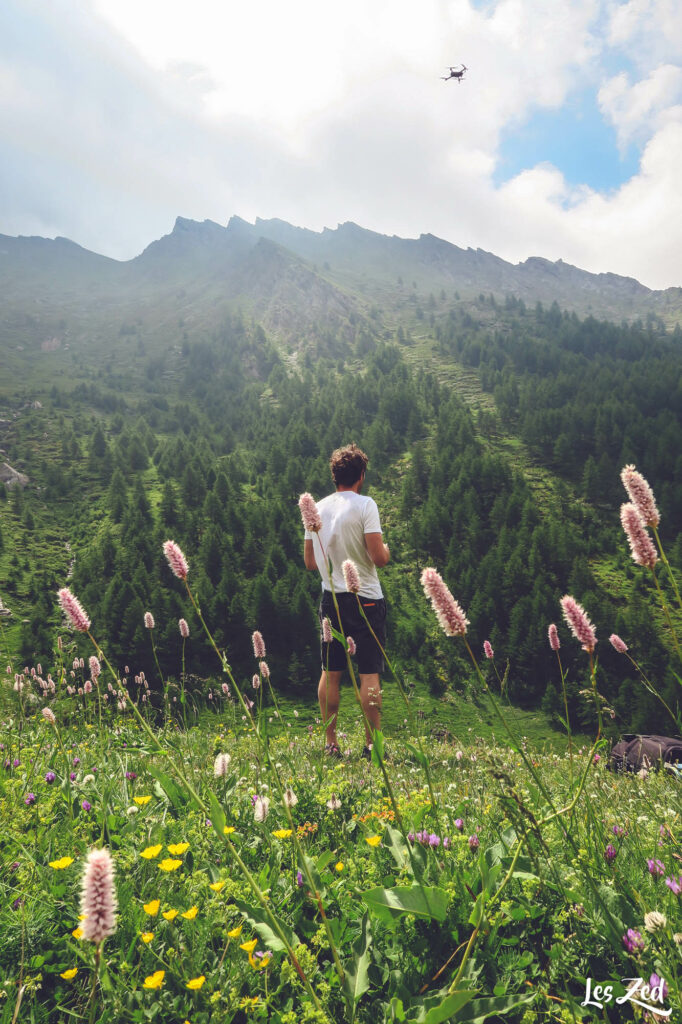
608, 734, 682, 773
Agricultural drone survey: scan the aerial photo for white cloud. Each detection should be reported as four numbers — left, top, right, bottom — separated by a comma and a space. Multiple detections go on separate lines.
599, 64, 682, 148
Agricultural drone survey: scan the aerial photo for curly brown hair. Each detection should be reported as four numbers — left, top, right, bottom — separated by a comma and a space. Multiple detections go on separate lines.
330, 444, 369, 487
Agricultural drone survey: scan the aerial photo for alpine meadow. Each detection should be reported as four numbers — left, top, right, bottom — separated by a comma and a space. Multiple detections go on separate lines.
0, 216, 681, 1023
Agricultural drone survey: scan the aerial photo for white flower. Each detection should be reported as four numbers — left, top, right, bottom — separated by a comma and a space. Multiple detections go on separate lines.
213, 753, 231, 778
326, 794, 341, 811
126, 806, 139, 816
283, 787, 298, 808
254, 796, 270, 823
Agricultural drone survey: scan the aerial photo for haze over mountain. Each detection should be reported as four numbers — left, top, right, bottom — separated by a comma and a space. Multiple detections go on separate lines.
2, 217, 681, 351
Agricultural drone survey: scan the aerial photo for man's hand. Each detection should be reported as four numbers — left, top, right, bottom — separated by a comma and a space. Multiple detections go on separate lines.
365, 532, 390, 568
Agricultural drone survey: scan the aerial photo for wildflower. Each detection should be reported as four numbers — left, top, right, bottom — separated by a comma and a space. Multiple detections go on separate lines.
623, 928, 645, 952
227, 924, 243, 938
181, 906, 198, 920
60, 968, 78, 980
326, 794, 341, 811
142, 970, 165, 989
421, 567, 469, 636
223, 825, 236, 835
296, 870, 304, 887
143, 900, 160, 916
336, 862, 344, 872
483, 640, 494, 659
50, 856, 74, 870
604, 844, 617, 863
134, 795, 152, 806
560, 595, 597, 653
81, 800, 91, 812
80, 848, 117, 944
620, 503, 658, 569
649, 973, 668, 1001
621, 465, 660, 528
89, 656, 101, 680
162, 909, 178, 920
252, 631, 266, 659
342, 559, 361, 594
144, 612, 155, 629
187, 976, 205, 990
321, 616, 333, 644
647, 858, 665, 878
240, 939, 259, 954
665, 875, 682, 895
365, 835, 381, 848
283, 786, 298, 808
83, 680, 92, 694
140, 932, 154, 943
209, 880, 226, 892
167, 842, 190, 855
163, 539, 189, 580
140, 845, 162, 860
468, 834, 479, 850
454, 818, 463, 830
347, 636, 357, 656
158, 858, 182, 872
609, 634, 628, 653
45, 771, 56, 783
179, 618, 190, 638
41, 707, 56, 725
644, 911, 667, 933
253, 795, 270, 823
298, 493, 322, 533
214, 752, 231, 778
125, 771, 137, 780
57, 588, 91, 632
24, 793, 36, 806
612, 824, 626, 838
259, 660, 270, 679
272, 829, 293, 839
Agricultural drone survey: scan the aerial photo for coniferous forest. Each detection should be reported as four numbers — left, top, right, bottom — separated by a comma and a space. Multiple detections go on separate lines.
1, 222, 681, 738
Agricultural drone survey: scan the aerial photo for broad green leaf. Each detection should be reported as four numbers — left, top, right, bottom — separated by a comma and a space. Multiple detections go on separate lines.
207, 792, 227, 837
404, 740, 429, 769
407, 990, 477, 1023
361, 884, 448, 923
453, 991, 536, 1021
371, 729, 385, 766
146, 764, 191, 812
343, 913, 371, 1021
233, 898, 299, 953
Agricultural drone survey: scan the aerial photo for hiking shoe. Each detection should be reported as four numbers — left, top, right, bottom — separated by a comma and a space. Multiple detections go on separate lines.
361, 745, 372, 761
325, 743, 342, 759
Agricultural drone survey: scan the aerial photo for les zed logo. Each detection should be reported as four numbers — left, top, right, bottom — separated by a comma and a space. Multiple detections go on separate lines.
582, 977, 670, 1015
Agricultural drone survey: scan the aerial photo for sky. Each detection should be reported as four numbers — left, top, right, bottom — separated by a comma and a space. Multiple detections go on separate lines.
2, 0, 682, 290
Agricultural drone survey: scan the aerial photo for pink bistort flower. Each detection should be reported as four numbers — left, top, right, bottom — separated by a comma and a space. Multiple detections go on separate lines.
548, 624, 560, 651
420, 568, 469, 637
560, 595, 597, 653
620, 465, 660, 528
609, 634, 628, 654
144, 612, 155, 630
57, 588, 91, 633
178, 618, 190, 638
252, 631, 266, 659
163, 540, 189, 580
620, 503, 658, 570
342, 559, 361, 594
80, 848, 117, 944
483, 641, 494, 659
298, 493, 322, 533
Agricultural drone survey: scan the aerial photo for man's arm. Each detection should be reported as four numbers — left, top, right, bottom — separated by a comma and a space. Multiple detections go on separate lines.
365, 532, 390, 568
304, 538, 318, 571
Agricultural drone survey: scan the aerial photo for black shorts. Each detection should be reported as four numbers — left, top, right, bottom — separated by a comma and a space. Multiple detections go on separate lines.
318, 590, 387, 675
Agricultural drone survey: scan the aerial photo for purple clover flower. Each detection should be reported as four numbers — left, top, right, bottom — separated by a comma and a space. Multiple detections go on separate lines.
125, 771, 137, 780
81, 800, 91, 812
468, 834, 479, 851
454, 818, 463, 831
665, 875, 682, 895
622, 928, 645, 953
647, 858, 665, 877
24, 793, 36, 806
45, 771, 56, 783
604, 844, 617, 863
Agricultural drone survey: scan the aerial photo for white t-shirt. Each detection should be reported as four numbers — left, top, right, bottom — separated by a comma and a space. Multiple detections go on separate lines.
304, 491, 384, 599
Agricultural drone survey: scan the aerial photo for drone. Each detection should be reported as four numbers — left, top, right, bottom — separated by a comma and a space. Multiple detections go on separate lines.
442, 64, 467, 83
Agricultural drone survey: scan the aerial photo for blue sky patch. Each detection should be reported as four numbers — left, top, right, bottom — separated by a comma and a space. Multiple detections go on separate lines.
494, 88, 640, 194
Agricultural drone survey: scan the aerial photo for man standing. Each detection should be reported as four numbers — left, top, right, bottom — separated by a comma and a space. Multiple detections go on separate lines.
302, 444, 390, 758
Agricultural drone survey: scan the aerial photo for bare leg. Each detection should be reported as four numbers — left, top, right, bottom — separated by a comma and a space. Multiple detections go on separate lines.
318, 670, 343, 747
359, 673, 382, 745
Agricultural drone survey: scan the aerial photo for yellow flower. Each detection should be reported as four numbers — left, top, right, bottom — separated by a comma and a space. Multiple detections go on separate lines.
181, 906, 198, 920
209, 881, 226, 892
227, 924, 243, 939
240, 938, 258, 954
60, 968, 78, 980
142, 970, 165, 990
186, 975, 206, 990
162, 909, 179, 921
223, 826, 236, 835
71, 927, 84, 940
143, 899, 160, 916
140, 845, 162, 860
167, 842, 190, 855
158, 858, 182, 872
50, 856, 74, 870
335, 862, 344, 872
140, 932, 154, 944
365, 835, 381, 848
134, 796, 152, 806
272, 829, 293, 839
